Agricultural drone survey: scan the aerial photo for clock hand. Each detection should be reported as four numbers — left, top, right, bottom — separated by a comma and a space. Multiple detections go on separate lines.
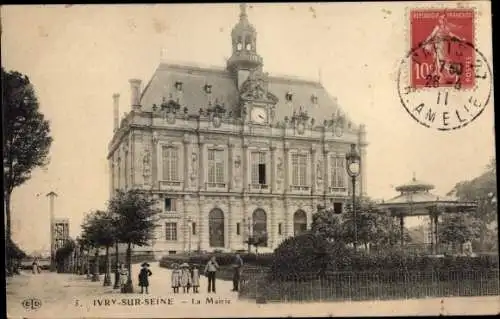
258, 114, 264, 119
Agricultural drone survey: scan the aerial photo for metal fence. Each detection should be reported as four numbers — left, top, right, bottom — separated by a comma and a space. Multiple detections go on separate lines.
238, 268, 500, 303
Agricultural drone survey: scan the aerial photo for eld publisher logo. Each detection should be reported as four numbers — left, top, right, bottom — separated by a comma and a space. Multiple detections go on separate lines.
22, 298, 42, 310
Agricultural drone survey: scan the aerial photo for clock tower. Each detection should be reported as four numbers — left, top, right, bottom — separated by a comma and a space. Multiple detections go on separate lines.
227, 4, 263, 89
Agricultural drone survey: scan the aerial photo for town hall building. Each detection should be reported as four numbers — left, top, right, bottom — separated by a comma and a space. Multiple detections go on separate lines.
107, 4, 368, 255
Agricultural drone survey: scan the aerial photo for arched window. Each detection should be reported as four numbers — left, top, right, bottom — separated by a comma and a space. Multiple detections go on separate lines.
294, 210, 307, 236
252, 209, 268, 247
209, 208, 225, 248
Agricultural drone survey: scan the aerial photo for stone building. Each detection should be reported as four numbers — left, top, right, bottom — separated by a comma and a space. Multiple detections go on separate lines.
107, 4, 368, 255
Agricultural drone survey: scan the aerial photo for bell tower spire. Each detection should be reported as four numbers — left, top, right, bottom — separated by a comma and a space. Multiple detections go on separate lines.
227, 3, 263, 74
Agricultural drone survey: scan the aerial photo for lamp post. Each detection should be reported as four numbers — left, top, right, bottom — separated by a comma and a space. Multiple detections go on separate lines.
345, 144, 361, 250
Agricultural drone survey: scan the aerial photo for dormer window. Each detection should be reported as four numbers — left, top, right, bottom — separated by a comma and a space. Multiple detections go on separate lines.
175, 81, 183, 92
204, 84, 212, 94
285, 91, 293, 102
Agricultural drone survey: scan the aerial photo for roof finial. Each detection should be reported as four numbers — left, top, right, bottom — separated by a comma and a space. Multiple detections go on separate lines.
412, 171, 416, 181
240, 3, 248, 20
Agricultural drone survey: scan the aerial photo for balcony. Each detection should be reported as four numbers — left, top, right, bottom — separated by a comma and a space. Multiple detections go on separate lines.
159, 180, 183, 190
205, 182, 227, 190
329, 186, 347, 194
249, 183, 269, 193
290, 185, 311, 192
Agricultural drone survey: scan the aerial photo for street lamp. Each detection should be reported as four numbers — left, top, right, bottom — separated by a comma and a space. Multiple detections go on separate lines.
346, 143, 361, 250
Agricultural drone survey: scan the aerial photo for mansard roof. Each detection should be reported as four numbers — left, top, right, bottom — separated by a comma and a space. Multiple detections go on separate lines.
139, 62, 356, 129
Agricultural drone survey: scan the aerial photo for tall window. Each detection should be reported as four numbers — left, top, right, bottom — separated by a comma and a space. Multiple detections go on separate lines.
251, 151, 267, 188
165, 222, 177, 241
164, 198, 176, 212
291, 153, 308, 186
162, 146, 179, 181
208, 149, 225, 186
330, 155, 346, 189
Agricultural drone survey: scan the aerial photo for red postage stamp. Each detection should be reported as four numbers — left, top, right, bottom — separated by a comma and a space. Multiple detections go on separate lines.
410, 9, 475, 89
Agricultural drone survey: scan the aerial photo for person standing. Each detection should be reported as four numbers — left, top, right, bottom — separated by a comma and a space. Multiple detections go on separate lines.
231, 253, 244, 292
32, 258, 39, 274
180, 263, 192, 293
204, 256, 219, 293
171, 263, 181, 293
119, 264, 129, 293
191, 265, 200, 293
138, 262, 153, 294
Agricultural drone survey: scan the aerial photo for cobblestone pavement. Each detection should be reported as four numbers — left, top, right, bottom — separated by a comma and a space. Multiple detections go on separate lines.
7, 262, 500, 318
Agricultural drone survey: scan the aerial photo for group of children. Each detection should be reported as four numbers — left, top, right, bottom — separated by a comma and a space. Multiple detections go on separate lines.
171, 263, 200, 293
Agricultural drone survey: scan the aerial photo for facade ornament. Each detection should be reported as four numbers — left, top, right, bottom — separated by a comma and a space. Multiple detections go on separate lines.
316, 158, 323, 186
152, 132, 159, 144
239, 70, 278, 104
190, 152, 198, 185
277, 157, 284, 180
234, 155, 242, 186
142, 148, 151, 185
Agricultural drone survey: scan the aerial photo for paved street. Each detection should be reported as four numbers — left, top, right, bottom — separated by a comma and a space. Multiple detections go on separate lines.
7, 262, 500, 318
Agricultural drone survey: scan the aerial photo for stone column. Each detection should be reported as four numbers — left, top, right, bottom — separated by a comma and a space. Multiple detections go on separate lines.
183, 134, 190, 191
283, 142, 291, 237
228, 143, 235, 191
183, 195, 189, 252
227, 197, 234, 250
270, 145, 276, 193
311, 145, 317, 194
242, 142, 249, 192
198, 196, 205, 251
198, 137, 205, 191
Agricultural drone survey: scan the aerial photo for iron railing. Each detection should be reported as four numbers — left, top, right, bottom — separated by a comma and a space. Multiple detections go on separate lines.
239, 268, 500, 303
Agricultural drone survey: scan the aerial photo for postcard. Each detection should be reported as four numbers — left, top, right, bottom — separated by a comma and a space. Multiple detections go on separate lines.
3, 2, 497, 318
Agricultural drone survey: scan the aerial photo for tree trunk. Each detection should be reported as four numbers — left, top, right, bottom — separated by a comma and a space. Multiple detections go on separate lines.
113, 242, 120, 289
5, 192, 13, 276
103, 246, 112, 286
92, 249, 100, 281
123, 242, 133, 293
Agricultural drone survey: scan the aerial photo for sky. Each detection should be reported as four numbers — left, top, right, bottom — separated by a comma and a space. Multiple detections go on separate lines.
2, 3, 494, 254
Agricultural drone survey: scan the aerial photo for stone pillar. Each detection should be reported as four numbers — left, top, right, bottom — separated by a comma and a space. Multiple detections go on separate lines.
311, 145, 317, 194
198, 196, 205, 251
228, 197, 234, 250
242, 142, 249, 192
270, 145, 276, 193
198, 137, 205, 191
228, 143, 235, 191
283, 142, 291, 237
270, 198, 278, 248
152, 132, 159, 187
183, 134, 190, 191
183, 195, 189, 252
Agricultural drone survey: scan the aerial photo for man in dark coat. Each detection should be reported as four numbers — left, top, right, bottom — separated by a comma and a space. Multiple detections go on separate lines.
231, 253, 244, 292
138, 262, 152, 294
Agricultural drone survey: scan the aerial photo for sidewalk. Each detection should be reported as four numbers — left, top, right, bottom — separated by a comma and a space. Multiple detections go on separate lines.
7, 262, 500, 318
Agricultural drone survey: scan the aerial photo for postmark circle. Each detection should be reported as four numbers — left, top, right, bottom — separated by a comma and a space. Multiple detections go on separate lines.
397, 36, 492, 131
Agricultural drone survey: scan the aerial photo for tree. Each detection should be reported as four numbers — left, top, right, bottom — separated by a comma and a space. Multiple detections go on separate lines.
439, 213, 481, 254
108, 189, 160, 293
2, 68, 53, 274
448, 157, 497, 251
310, 205, 344, 243
81, 210, 116, 285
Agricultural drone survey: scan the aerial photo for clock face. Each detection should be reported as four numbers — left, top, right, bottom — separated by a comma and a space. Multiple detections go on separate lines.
251, 107, 267, 124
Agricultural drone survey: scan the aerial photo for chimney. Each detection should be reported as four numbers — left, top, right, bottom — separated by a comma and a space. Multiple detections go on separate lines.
113, 93, 120, 131
129, 79, 142, 110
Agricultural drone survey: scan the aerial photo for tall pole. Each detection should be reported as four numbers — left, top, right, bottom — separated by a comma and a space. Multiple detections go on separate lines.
352, 176, 358, 250
46, 191, 58, 272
